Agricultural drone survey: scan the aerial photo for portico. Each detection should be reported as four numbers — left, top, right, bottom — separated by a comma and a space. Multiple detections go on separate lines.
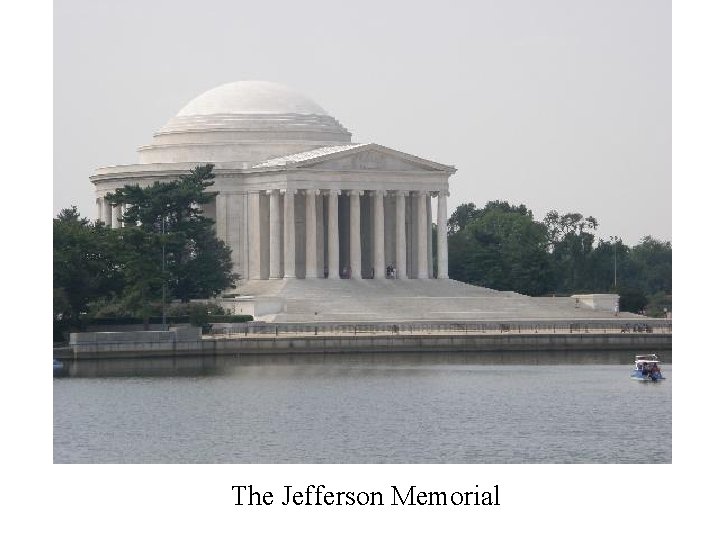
230, 183, 449, 281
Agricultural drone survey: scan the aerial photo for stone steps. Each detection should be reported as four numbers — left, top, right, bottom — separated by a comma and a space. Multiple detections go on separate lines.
229, 278, 637, 322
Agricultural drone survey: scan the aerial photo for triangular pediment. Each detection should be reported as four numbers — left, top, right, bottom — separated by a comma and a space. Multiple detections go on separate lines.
253, 143, 455, 173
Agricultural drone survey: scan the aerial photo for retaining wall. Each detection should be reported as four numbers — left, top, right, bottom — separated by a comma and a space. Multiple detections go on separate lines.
63, 331, 671, 361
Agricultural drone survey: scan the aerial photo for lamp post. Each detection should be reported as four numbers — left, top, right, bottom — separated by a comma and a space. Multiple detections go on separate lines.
161, 215, 167, 328
609, 235, 619, 289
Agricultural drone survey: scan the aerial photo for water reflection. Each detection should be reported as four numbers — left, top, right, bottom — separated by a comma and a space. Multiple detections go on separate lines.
60, 349, 672, 378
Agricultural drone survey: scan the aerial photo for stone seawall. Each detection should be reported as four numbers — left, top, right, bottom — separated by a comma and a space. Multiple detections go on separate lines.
213, 333, 672, 355
62, 332, 671, 361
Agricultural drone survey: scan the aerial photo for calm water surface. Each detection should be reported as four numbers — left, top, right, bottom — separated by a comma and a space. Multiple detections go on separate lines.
53, 351, 671, 463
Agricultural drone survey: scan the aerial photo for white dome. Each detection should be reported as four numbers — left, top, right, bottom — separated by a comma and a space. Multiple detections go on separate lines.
137, 81, 352, 165
177, 81, 328, 116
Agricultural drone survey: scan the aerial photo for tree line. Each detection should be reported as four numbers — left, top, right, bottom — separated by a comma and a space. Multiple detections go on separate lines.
446, 201, 671, 315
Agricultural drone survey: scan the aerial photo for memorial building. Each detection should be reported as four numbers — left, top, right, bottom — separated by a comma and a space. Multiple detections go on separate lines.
92, 81, 452, 283
91, 81, 621, 321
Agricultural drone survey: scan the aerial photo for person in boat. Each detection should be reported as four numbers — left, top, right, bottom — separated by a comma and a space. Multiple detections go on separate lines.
649, 363, 658, 380
641, 362, 649, 376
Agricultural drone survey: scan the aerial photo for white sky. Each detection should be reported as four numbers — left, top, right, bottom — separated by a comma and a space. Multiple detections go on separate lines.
54, 0, 670, 244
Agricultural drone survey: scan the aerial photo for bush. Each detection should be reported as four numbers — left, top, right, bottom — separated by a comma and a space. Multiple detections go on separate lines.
185, 303, 210, 328
209, 314, 253, 323
79, 313, 253, 326
166, 302, 227, 317
80, 300, 253, 328
87, 299, 136, 319
645, 292, 671, 318
54, 318, 71, 343
619, 288, 648, 314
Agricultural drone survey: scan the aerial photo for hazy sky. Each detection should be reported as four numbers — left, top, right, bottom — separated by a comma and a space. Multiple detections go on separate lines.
54, 0, 670, 244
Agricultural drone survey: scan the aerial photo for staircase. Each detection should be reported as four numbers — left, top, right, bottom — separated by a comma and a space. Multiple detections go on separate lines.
233, 279, 640, 323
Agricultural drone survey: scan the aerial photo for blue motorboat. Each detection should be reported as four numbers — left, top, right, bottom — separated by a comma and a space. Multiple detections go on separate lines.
631, 354, 665, 382
53, 358, 64, 376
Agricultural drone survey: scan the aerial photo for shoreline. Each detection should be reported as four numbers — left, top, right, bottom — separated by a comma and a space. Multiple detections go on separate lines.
56, 330, 671, 360
54, 320, 671, 377
54, 334, 672, 378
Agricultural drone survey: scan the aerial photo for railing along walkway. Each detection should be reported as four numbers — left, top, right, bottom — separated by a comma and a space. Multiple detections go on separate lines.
207, 321, 672, 339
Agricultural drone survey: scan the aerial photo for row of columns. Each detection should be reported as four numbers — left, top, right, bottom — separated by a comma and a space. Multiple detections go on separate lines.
253, 188, 448, 280
97, 197, 128, 228
96, 188, 450, 281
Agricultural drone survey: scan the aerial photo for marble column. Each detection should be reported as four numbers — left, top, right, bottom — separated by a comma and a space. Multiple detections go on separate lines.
283, 189, 296, 279
416, 191, 429, 278
350, 190, 362, 279
327, 190, 340, 279
269, 189, 282, 279
111, 203, 121, 229
373, 190, 385, 278
225, 193, 243, 279
96, 198, 102, 222
215, 193, 228, 242
437, 191, 449, 279
395, 191, 407, 279
103, 198, 112, 227
248, 191, 262, 280
427, 194, 433, 277
316, 192, 324, 277
305, 189, 318, 278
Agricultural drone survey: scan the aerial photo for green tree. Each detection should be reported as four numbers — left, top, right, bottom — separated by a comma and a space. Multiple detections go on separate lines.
448, 201, 552, 295
173, 225, 236, 301
618, 288, 648, 313
627, 236, 672, 295
586, 238, 631, 292
107, 164, 238, 305
112, 226, 165, 326
53, 206, 124, 329
543, 210, 598, 293
543, 210, 599, 249
447, 200, 671, 307
447, 202, 481, 234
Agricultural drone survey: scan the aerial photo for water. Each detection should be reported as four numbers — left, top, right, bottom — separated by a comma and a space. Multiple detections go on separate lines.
53, 351, 671, 463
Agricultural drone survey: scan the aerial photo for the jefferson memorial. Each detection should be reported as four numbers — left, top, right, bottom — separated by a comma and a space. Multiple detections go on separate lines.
91, 81, 622, 321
